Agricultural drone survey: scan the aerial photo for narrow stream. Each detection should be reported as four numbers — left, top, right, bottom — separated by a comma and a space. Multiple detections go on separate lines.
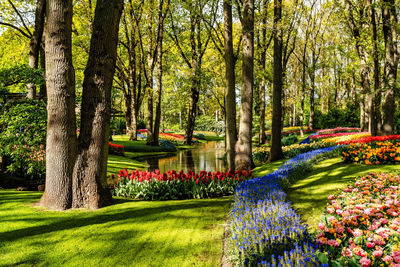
138, 141, 227, 173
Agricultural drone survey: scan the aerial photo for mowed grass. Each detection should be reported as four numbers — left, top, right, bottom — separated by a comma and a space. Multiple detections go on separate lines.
287, 157, 400, 228
0, 190, 232, 267
252, 158, 288, 177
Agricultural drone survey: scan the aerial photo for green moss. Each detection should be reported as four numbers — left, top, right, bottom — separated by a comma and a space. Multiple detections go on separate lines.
0, 190, 232, 266
287, 157, 400, 228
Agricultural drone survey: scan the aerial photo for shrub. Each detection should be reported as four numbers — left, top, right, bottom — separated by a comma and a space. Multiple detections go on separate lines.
113, 169, 252, 200
313, 106, 359, 130
315, 173, 400, 267
281, 134, 298, 146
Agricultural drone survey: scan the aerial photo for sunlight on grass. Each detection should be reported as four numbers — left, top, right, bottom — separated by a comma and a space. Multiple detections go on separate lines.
253, 158, 288, 177
287, 157, 400, 229
107, 154, 147, 176
0, 190, 232, 267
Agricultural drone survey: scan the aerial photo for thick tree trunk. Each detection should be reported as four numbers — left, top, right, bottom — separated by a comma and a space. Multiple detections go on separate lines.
39, 0, 76, 210
269, 0, 284, 161
381, 0, 398, 135
223, 0, 237, 170
308, 59, 315, 130
235, 0, 254, 170
27, 0, 46, 99
72, 0, 123, 209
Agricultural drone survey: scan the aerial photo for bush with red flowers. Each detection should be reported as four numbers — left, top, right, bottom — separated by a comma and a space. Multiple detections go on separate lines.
113, 169, 252, 200
108, 142, 125, 156
315, 173, 400, 267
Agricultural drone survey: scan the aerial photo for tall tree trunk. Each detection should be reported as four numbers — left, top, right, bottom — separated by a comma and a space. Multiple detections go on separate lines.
184, 4, 201, 146
39, 0, 76, 210
258, 0, 267, 145
381, 0, 398, 135
269, 0, 284, 161
369, 0, 379, 136
72, 0, 123, 209
27, 0, 46, 99
146, 0, 155, 145
149, 0, 169, 146
235, 0, 254, 170
308, 55, 316, 130
223, 0, 237, 170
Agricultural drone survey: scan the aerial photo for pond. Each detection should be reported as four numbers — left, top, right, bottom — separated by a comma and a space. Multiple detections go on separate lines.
138, 141, 227, 173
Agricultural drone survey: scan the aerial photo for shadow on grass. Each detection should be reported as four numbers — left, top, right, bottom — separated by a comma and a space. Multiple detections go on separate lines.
0, 191, 232, 244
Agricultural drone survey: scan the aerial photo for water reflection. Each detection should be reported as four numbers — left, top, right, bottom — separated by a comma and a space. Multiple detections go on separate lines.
141, 141, 227, 173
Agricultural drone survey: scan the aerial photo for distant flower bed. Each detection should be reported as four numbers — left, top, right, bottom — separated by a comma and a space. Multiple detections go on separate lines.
323, 133, 371, 144
311, 131, 368, 140
338, 134, 400, 145
342, 141, 400, 165
253, 141, 331, 162
113, 169, 252, 200
316, 173, 400, 267
317, 127, 360, 134
231, 146, 337, 266
109, 142, 124, 156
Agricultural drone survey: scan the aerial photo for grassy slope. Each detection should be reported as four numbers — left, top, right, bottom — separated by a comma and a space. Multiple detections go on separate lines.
0, 190, 232, 267
252, 159, 288, 177
287, 157, 400, 228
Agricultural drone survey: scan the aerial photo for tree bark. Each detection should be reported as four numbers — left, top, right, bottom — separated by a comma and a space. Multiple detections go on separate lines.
269, 0, 284, 162
184, 3, 201, 146
235, 0, 254, 170
381, 0, 398, 135
368, 0, 379, 136
223, 0, 237, 170
39, 0, 76, 210
27, 0, 46, 99
146, 0, 155, 145
258, 0, 267, 145
72, 0, 123, 209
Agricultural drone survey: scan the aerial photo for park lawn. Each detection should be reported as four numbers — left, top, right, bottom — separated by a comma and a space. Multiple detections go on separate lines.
287, 157, 400, 229
111, 135, 176, 153
252, 158, 288, 177
107, 154, 147, 176
0, 190, 232, 267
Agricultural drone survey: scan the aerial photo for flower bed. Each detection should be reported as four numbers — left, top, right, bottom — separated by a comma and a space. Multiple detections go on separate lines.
230, 146, 337, 266
342, 141, 400, 165
253, 141, 331, 162
109, 142, 125, 156
315, 173, 400, 267
317, 127, 360, 134
311, 131, 368, 141
338, 134, 400, 145
323, 133, 371, 144
113, 169, 252, 200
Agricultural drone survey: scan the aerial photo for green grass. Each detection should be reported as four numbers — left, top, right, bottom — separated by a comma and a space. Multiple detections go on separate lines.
287, 157, 400, 228
111, 135, 176, 153
252, 158, 288, 177
107, 154, 147, 176
0, 190, 232, 267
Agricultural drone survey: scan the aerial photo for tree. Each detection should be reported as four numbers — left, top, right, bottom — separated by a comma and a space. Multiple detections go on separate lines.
269, 0, 284, 162
39, 0, 123, 210
72, 0, 123, 209
235, 0, 254, 170
224, 0, 237, 170
27, 0, 45, 99
381, 0, 398, 135
38, 0, 77, 210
